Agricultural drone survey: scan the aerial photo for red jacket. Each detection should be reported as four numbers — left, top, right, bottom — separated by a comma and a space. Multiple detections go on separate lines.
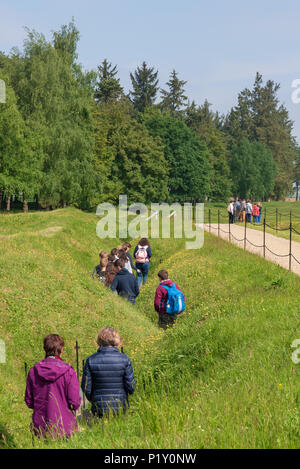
154, 279, 183, 315
252, 204, 259, 216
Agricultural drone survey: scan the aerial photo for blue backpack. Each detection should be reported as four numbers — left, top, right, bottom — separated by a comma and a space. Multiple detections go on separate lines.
161, 283, 185, 315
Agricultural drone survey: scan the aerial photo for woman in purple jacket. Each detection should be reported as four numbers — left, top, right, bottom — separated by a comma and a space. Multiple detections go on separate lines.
25, 334, 81, 439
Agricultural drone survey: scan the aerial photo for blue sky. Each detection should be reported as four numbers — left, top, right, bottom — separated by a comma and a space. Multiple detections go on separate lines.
1, 0, 300, 140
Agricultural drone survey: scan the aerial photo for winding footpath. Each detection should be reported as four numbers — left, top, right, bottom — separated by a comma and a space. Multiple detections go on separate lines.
204, 223, 300, 277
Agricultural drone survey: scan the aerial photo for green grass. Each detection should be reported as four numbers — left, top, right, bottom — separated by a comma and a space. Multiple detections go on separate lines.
0, 207, 300, 448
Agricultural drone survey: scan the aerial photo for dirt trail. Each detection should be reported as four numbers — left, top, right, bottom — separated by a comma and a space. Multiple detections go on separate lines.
0, 226, 62, 239
204, 223, 300, 277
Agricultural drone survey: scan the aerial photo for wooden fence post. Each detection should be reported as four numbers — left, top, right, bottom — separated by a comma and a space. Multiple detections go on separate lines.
75, 341, 80, 379
289, 211, 292, 271
263, 218, 266, 258
244, 215, 247, 250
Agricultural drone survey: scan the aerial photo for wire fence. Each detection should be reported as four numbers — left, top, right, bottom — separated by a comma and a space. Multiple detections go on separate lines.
203, 206, 300, 231
203, 208, 300, 272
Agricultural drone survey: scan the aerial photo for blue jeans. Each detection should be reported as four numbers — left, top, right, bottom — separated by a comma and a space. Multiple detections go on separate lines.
136, 262, 150, 287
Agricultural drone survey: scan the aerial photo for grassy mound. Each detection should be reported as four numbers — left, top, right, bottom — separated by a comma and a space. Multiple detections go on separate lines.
0, 208, 300, 448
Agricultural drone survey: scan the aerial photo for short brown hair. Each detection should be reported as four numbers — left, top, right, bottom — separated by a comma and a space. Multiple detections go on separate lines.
138, 238, 150, 247
115, 258, 125, 269
44, 334, 64, 357
158, 270, 168, 280
118, 251, 127, 261
122, 242, 131, 250
99, 250, 108, 258
97, 327, 122, 347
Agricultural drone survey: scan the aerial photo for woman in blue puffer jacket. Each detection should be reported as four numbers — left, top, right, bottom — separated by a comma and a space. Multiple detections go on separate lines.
81, 327, 135, 418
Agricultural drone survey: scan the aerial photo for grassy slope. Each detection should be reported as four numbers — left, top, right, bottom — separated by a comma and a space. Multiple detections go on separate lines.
0, 208, 300, 448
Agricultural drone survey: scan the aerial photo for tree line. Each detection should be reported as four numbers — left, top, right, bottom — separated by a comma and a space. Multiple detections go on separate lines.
0, 21, 299, 211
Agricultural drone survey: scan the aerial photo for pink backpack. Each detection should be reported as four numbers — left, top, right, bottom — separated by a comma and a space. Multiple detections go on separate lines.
135, 246, 148, 263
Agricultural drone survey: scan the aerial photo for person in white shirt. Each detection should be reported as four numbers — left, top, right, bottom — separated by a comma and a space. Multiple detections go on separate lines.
246, 200, 252, 223
227, 200, 235, 224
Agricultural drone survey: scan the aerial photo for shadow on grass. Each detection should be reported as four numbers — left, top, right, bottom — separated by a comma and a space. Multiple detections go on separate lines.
0, 422, 17, 448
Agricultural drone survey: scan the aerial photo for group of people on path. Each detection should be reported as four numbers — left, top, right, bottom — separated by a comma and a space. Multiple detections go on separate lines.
25, 239, 185, 440
227, 199, 262, 224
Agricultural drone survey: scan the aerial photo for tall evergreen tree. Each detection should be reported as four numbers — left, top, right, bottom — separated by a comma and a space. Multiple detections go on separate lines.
94, 59, 124, 104
129, 61, 159, 112
160, 69, 188, 114
251, 73, 296, 200
224, 72, 297, 199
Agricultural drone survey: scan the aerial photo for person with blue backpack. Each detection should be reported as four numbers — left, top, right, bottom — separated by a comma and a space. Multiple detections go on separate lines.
154, 270, 185, 330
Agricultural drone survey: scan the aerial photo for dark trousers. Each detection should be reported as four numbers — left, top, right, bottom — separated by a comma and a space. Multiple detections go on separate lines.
158, 313, 178, 330
119, 292, 136, 305
136, 262, 150, 287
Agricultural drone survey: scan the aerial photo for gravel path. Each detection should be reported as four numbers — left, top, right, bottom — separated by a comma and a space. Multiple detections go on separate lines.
204, 223, 300, 277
